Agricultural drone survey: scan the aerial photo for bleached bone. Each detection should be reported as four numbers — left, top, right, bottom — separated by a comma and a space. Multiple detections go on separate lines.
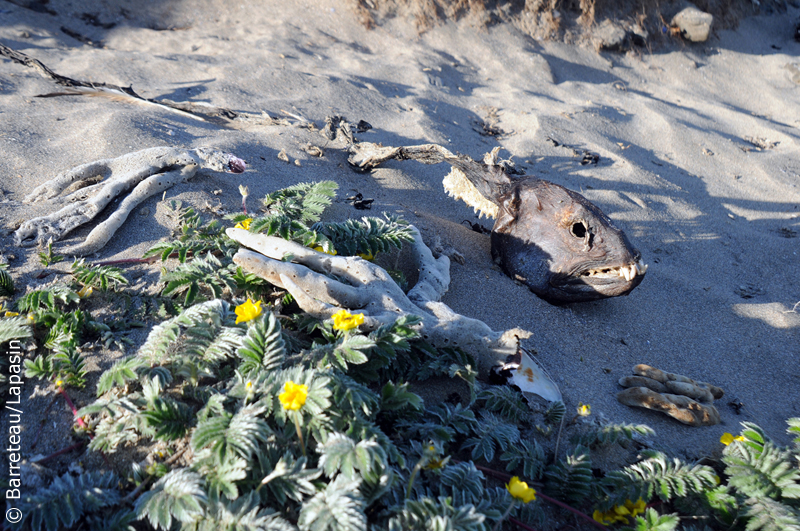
14, 147, 245, 256
226, 226, 531, 376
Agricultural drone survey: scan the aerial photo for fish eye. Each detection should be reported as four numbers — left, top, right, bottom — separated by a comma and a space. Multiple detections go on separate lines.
571, 221, 587, 238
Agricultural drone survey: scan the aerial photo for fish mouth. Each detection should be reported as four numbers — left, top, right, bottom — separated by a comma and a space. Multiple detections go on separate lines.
578, 258, 649, 283
544, 256, 648, 303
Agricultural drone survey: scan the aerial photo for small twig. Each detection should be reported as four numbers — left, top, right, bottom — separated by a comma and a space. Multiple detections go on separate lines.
34, 269, 70, 279
121, 446, 189, 504
164, 446, 189, 466
90, 256, 159, 267
508, 516, 539, 531
121, 476, 152, 505
36, 441, 86, 464
280, 109, 309, 123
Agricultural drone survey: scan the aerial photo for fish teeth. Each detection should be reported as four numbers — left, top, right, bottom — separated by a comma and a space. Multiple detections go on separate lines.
617, 262, 648, 282
618, 265, 636, 281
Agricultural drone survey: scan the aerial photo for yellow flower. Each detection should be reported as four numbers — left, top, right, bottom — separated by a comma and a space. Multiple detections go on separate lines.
279, 380, 308, 411
506, 476, 536, 504
332, 309, 364, 331
234, 218, 253, 230
720, 432, 745, 446
593, 499, 646, 525
593, 509, 627, 525
246, 381, 253, 389
4, 311, 19, 317
235, 298, 263, 324
357, 251, 375, 261
55, 379, 63, 388
616, 498, 646, 517
313, 245, 337, 256
77, 285, 93, 298
577, 402, 591, 417
425, 457, 445, 470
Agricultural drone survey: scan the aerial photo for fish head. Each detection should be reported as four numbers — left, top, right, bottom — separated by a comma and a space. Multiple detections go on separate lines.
491, 179, 646, 304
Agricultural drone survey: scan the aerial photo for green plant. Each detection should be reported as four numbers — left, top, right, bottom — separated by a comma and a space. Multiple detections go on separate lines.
0, 263, 14, 296
144, 202, 236, 262
71, 259, 129, 291
16, 181, 800, 531
38, 241, 64, 267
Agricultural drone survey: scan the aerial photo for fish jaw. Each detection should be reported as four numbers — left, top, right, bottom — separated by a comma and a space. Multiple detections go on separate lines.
491, 179, 647, 304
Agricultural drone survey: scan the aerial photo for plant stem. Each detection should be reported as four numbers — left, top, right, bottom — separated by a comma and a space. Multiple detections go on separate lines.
58, 387, 87, 429
492, 502, 516, 531
406, 463, 422, 499
552, 413, 565, 464
293, 414, 306, 458
508, 516, 539, 531
36, 441, 86, 464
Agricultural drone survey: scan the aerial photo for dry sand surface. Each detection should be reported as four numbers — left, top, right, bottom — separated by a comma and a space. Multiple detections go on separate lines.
0, 0, 799, 468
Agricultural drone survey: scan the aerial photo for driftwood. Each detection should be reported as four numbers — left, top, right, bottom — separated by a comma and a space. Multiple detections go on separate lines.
617, 364, 724, 426
14, 147, 245, 256
226, 226, 531, 376
0, 43, 295, 127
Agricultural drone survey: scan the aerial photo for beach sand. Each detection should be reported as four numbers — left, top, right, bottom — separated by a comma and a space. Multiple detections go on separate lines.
1, 0, 798, 474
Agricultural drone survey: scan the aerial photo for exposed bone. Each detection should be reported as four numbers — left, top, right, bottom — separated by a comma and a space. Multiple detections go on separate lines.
14, 147, 245, 256
347, 142, 507, 219
617, 364, 724, 426
226, 226, 531, 375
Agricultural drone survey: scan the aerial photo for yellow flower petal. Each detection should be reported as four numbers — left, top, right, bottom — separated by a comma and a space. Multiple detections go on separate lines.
615, 505, 632, 516
234, 218, 253, 230
278, 380, 309, 411
577, 402, 591, 417
506, 476, 536, 504
720, 432, 734, 445
313, 245, 338, 256
631, 498, 647, 516
77, 285, 93, 298
332, 309, 364, 331
357, 251, 375, 261
4, 311, 19, 317
593, 510, 612, 525
235, 298, 263, 324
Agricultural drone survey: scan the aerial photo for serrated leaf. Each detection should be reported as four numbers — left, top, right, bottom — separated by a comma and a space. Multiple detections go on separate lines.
298, 475, 366, 531
135, 469, 206, 530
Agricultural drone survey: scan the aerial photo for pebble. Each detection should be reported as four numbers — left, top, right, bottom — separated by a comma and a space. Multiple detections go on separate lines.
671, 5, 713, 42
